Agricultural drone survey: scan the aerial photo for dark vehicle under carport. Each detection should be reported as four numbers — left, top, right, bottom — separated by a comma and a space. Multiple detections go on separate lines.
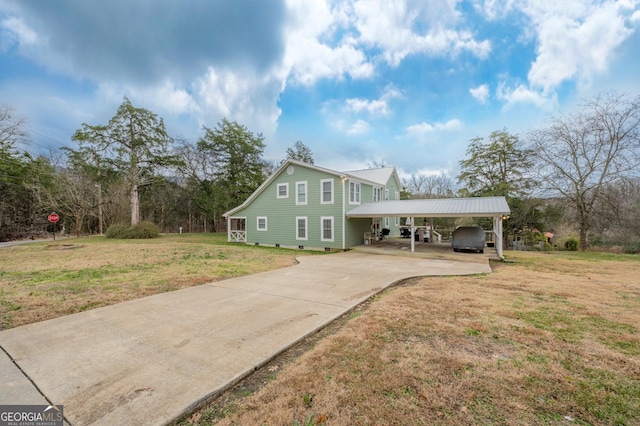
452, 226, 485, 253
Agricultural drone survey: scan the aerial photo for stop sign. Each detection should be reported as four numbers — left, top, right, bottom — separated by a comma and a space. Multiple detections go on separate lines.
48, 213, 60, 223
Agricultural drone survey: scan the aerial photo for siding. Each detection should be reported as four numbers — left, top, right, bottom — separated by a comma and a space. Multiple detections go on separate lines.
231, 164, 345, 249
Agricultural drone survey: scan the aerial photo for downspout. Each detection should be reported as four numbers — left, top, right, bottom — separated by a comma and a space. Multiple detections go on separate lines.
341, 177, 346, 250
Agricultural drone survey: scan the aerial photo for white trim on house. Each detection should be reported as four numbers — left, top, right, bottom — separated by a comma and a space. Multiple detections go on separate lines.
276, 183, 289, 199
321, 216, 334, 242
295, 181, 308, 206
373, 186, 382, 202
320, 178, 334, 204
257, 216, 267, 231
349, 180, 361, 205
223, 159, 384, 218
296, 216, 308, 240
228, 216, 247, 242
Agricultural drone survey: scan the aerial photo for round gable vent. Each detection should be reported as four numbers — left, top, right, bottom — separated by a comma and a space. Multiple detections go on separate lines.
286, 166, 294, 175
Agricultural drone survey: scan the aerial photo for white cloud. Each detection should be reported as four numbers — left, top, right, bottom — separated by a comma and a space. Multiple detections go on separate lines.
0, 16, 38, 50
474, 0, 517, 20
347, 119, 370, 135
284, 0, 374, 85
284, 0, 492, 86
523, 0, 636, 93
352, 0, 491, 66
406, 118, 463, 136
345, 85, 401, 115
496, 82, 556, 110
192, 67, 284, 137
469, 84, 490, 103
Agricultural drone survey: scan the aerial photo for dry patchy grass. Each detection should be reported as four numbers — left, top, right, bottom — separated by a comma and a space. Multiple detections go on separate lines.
184, 251, 640, 426
0, 234, 303, 329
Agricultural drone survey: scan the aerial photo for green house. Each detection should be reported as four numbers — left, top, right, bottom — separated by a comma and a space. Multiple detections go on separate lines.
223, 160, 403, 251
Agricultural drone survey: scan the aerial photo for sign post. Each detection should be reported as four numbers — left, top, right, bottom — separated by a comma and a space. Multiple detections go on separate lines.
48, 212, 60, 241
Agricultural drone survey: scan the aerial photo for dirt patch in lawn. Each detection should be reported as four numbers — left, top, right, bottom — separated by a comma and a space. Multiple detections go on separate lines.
181, 251, 640, 426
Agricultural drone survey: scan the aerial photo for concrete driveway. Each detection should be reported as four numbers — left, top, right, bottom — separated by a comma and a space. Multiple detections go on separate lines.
0, 251, 490, 425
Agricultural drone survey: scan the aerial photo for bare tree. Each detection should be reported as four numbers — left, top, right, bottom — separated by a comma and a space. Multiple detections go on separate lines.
529, 91, 640, 250
404, 173, 454, 198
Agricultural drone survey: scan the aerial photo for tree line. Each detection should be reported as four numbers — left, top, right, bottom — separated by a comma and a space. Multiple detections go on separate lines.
1, 91, 639, 251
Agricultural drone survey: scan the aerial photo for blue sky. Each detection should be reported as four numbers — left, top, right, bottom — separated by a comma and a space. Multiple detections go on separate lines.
1, 0, 639, 178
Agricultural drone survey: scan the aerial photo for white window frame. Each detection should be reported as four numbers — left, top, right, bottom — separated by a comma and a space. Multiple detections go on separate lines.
321, 216, 334, 242
296, 216, 308, 240
277, 183, 289, 199
257, 216, 267, 231
395, 191, 399, 201
385, 217, 390, 228
349, 181, 361, 204
320, 179, 334, 204
373, 186, 382, 202
296, 181, 307, 206
385, 188, 390, 201
395, 216, 399, 226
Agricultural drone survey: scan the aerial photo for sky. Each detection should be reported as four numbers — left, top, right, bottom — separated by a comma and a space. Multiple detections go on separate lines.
1, 0, 639, 179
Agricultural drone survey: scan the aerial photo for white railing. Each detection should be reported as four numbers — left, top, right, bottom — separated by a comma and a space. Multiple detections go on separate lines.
229, 230, 246, 242
432, 230, 442, 243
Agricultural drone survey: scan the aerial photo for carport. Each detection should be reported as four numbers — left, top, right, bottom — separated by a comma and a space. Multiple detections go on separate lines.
346, 196, 511, 259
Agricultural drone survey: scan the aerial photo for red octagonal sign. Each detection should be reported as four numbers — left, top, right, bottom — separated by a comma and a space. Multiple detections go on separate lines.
48, 213, 60, 223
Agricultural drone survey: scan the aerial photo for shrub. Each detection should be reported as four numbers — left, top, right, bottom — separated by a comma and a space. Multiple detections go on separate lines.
564, 237, 579, 251
128, 221, 160, 239
105, 222, 160, 239
623, 240, 640, 254
105, 223, 129, 239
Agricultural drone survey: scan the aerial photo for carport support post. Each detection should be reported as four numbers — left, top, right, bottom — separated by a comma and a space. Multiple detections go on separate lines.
410, 216, 415, 253
494, 216, 504, 259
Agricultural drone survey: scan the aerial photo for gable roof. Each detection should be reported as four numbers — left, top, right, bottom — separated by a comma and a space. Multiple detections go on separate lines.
346, 196, 511, 218
223, 159, 344, 217
345, 167, 400, 187
223, 160, 405, 218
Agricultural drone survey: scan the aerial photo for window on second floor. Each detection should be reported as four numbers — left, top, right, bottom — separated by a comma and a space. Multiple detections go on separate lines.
373, 187, 382, 202
321, 179, 334, 204
385, 188, 390, 201
257, 216, 267, 231
277, 183, 288, 199
349, 181, 361, 204
296, 181, 307, 205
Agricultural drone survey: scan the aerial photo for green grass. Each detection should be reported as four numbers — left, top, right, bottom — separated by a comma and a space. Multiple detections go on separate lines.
0, 233, 326, 328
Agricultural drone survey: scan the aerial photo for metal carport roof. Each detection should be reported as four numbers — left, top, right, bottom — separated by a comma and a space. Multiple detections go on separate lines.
346, 196, 511, 218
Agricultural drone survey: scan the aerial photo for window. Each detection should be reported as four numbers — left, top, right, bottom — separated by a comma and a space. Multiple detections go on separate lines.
349, 181, 361, 204
373, 187, 382, 202
385, 217, 390, 228
296, 181, 307, 205
277, 183, 288, 199
395, 191, 399, 201
321, 216, 334, 242
385, 189, 389, 201
395, 217, 399, 226
321, 179, 334, 204
257, 216, 267, 231
296, 217, 308, 240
